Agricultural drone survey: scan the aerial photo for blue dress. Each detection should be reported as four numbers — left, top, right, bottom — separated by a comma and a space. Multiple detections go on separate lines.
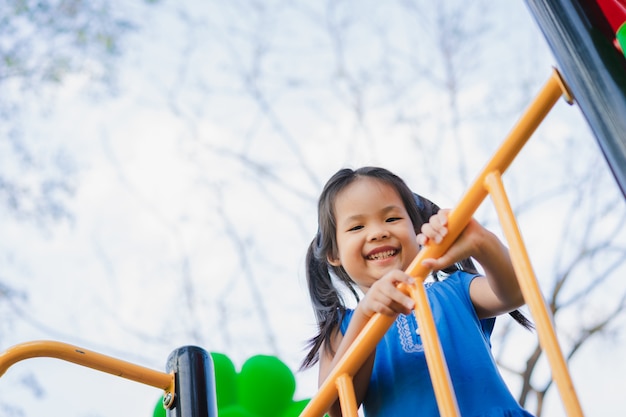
340, 271, 534, 417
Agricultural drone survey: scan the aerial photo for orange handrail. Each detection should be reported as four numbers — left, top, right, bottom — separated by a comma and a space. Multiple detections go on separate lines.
485, 172, 584, 417
299, 68, 584, 417
0, 340, 174, 402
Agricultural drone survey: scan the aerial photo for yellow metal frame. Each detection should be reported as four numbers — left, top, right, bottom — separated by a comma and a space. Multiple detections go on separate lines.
0, 68, 585, 417
0, 340, 175, 407
299, 68, 585, 417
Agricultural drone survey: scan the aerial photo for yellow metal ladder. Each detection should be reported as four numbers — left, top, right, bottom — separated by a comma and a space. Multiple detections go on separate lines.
298, 68, 585, 417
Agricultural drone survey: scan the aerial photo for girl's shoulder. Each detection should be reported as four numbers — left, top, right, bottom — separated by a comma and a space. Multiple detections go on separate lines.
427, 270, 484, 312
426, 270, 480, 293
428, 270, 496, 338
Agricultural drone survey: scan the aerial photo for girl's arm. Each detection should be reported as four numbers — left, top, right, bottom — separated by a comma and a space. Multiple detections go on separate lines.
318, 270, 415, 416
318, 310, 374, 417
463, 222, 525, 318
419, 210, 525, 318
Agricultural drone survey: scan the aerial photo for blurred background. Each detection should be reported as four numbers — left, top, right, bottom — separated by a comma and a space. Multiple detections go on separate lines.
1, 1, 625, 416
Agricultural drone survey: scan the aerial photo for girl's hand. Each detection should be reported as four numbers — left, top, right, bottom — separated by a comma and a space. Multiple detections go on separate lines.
359, 270, 415, 317
417, 209, 482, 271
417, 209, 525, 316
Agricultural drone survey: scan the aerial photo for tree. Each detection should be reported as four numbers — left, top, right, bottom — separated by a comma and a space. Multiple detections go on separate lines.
0, 0, 159, 223
115, 1, 626, 414
0, 1, 159, 415
1, 1, 624, 416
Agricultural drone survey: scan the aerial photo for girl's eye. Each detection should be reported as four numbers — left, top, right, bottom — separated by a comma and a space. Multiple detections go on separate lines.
386, 217, 401, 223
348, 225, 364, 232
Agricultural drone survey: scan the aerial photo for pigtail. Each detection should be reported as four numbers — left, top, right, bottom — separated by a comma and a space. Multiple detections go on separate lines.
413, 193, 534, 331
300, 236, 358, 370
508, 309, 534, 330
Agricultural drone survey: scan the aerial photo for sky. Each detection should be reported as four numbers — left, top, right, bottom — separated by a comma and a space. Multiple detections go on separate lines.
1, 1, 625, 416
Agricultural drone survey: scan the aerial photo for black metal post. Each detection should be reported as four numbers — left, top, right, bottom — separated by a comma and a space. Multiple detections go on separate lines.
165, 346, 218, 417
524, 0, 626, 197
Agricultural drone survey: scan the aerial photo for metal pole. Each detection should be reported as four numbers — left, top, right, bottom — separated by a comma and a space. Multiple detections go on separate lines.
485, 171, 585, 417
0, 340, 174, 392
524, 0, 626, 197
165, 346, 218, 417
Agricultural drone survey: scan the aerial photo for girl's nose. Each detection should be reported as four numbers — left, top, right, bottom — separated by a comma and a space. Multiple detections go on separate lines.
369, 227, 389, 241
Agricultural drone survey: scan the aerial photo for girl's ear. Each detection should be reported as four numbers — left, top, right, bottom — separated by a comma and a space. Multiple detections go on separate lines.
327, 254, 341, 267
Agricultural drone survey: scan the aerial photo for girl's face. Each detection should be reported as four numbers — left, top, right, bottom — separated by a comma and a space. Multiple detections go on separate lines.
328, 177, 420, 292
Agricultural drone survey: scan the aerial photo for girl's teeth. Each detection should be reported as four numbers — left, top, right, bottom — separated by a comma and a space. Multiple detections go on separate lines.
369, 250, 395, 260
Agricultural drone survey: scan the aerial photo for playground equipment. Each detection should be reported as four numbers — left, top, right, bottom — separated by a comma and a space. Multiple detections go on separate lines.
1, 1, 624, 416
161, 352, 309, 417
0, 341, 217, 416
0, 343, 310, 417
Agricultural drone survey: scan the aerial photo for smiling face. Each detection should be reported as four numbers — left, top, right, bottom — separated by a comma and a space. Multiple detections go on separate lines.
328, 176, 421, 292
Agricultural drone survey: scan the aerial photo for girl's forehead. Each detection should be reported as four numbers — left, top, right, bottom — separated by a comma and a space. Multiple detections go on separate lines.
334, 177, 403, 212
341, 177, 396, 195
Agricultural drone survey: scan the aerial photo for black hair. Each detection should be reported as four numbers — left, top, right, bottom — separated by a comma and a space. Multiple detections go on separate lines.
300, 167, 531, 369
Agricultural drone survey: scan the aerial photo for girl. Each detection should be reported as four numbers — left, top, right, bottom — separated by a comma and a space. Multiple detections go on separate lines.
301, 166, 534, 417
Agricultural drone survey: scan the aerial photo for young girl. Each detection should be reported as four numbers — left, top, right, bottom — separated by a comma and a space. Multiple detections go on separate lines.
301, 166, 534, 417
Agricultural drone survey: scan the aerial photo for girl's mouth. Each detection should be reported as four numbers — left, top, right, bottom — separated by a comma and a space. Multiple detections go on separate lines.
366, 249, 398, 261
